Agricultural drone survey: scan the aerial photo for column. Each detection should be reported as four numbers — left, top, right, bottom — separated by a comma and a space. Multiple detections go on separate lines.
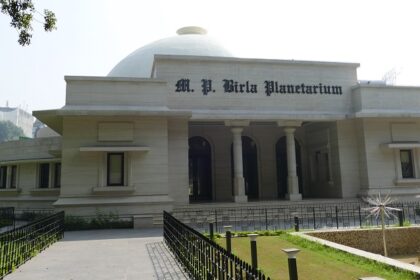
284, 127, 302, 201
231, 127, 247, 202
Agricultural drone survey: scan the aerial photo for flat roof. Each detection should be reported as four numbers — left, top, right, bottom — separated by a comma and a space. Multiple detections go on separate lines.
153, 54, 360, 68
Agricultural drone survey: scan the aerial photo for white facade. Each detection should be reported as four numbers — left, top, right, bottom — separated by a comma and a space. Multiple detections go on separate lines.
0, 107, 34, 137
1, 27, 420, 223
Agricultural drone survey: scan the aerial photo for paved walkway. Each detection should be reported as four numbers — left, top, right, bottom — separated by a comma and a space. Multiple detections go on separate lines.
5, 228, 189, 280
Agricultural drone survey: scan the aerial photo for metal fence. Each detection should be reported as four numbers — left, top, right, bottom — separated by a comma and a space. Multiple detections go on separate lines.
173, 201, 420, 233
164, 211, 271, 280
0, 208, 14, 229
0, 211, 65, 279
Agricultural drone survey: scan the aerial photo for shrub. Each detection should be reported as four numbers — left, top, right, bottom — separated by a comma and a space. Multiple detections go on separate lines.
64, 211, 133, 231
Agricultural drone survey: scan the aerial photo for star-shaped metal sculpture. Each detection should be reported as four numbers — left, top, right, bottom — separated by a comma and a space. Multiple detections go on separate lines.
362, 192, 401, 257
363, 192, 401, 220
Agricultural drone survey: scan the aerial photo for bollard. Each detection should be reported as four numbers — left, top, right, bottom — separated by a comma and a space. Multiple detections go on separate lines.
398, 211, 404, 227
282, 248, 300, 280
248, 234, 259, 270
209, 222, 214, 241
224, 225, 232, 254
294, 216, 299, 232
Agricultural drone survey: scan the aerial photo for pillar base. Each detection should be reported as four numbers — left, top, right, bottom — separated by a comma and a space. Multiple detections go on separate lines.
286, 193, 302, 201
233, 176, 246, 196
234, 195, 248, 203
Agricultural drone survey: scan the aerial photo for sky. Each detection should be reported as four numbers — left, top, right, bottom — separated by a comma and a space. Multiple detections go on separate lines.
1, 0, 420, 112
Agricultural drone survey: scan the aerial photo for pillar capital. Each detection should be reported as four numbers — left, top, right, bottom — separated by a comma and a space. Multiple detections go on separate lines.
231, 127, 244, 135
284, 127, 296, 134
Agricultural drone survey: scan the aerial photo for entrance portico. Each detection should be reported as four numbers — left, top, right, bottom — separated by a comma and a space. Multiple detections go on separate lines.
188, 120, 310, 203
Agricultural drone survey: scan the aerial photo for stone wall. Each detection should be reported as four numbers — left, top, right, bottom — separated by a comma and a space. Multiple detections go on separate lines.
307, 227, 420, 256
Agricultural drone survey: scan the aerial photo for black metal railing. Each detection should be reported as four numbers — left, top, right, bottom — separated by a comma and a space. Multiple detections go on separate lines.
0, 211, 65, 279
0, 208, 14, 229
173, 201, 420, 233
164, 211, 271, 280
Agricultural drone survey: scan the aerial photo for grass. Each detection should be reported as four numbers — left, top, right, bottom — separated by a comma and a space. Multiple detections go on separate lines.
216, 232, 418, 280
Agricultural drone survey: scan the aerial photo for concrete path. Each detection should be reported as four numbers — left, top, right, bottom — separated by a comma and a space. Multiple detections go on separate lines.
5, 228, 189, 280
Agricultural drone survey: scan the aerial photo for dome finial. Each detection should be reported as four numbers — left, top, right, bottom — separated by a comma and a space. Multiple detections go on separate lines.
176, 26, 207, 35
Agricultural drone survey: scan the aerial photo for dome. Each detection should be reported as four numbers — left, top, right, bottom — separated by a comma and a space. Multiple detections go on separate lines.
108, 26, 233, 78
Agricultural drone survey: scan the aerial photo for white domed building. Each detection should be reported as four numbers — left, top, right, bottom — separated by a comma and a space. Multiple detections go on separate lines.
1, 27, 420, 226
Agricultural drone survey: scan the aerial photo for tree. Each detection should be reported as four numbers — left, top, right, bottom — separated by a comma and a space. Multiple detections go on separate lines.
0, 0, 56, 46
0, 121, 25, 142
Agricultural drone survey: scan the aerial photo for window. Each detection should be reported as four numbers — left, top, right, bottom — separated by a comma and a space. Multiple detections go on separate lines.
400, 150, 415, 179
0, 166, 6, 189
39, 163, 50, 188
107, 153, 124, 186
10, 165, 17, 188
54, 163, 61, 188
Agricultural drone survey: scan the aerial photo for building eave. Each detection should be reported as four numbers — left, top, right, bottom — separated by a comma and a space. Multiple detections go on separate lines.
57, 105, 191, 118
33, 109, 63, 134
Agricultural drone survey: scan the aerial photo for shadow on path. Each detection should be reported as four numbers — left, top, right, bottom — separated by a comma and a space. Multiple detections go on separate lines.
61, 228, 163, 242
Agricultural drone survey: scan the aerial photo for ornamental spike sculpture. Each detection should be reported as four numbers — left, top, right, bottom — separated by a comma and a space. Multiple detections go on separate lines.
363, 192, 401, 257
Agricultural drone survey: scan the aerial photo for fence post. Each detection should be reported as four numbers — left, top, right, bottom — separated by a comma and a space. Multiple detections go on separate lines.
282, 248, 300, 280
312, 207, 316, 229
248, 234, 258, 270
265, 209, 268, 231
209, 222, 214, 241
294, 216, 299, 232
224, 225, 232, 254
214, 210, 218, 233
335, 206, 339, 229
398, 211, 404, 227
358, 206, 362, 228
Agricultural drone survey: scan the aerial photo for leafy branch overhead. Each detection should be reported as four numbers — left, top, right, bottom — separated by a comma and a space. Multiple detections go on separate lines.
0, 0, 56, 46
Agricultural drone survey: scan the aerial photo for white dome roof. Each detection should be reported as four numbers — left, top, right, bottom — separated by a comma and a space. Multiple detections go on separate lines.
108, 26, 233, 78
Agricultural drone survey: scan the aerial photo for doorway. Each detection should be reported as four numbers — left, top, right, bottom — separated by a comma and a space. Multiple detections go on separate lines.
189, 137, 212, 201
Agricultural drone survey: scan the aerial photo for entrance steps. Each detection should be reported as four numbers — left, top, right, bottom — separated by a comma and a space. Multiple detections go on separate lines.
133, 214, 164, 228
174, 198, 363, 212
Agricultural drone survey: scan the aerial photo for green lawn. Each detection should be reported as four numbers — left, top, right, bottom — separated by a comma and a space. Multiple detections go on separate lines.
216, 234, 417, 280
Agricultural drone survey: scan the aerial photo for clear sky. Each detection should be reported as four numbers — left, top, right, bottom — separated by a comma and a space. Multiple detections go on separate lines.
1, 0, 419, 112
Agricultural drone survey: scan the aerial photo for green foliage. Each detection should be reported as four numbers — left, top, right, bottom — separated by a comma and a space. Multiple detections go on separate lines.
64, 210, 133, 231
0, 0, 56, 46
18, 211, 50, 221
0, 218, 11, 227
229, 230, 285, 237
402, 220, 411, 227
211, 230, 289, 239
0, 121, 24, 142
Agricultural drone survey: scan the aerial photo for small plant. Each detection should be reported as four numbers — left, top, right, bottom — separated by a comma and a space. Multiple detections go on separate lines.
64, 210, 132, 231
19, 211, 50, 222
64, 215, 90, 231
402, 220, 411, 227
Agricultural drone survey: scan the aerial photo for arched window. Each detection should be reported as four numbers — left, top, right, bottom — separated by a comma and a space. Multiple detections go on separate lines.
189, 137, 212, 201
